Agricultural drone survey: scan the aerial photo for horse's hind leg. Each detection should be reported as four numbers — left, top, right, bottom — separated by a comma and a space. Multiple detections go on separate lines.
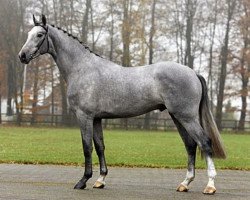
93, 118, 108, 189
170, 114, 197, 192
176, 116, 217, 194
203, 154, 217, 194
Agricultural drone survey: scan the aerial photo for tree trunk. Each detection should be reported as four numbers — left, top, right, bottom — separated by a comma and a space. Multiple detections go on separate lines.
31, 65, 39, 125
122, 0, 131, 67
238, 1, 250, 131
215, 0, 236, 130
90, 4, 95, 51
184, 0, 197, 69
6, 60, 14, 116
238, 52, 248, 131
144, 0, 156, 130
82, 0, 91, 43
207, 0, 218, 112
51, 66, 55, 125
52, 0, 58, 24
70, 0, 74, 33
109, 2, 114, 62
238, 80, 248, 130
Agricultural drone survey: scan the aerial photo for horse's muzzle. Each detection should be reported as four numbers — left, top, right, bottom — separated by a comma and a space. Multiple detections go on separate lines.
18, 52, 29, 64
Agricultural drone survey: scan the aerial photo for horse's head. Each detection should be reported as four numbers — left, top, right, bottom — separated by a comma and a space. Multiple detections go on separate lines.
19, 14, 49, 64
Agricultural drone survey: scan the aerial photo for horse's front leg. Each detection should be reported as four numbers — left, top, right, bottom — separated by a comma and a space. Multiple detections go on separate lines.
93, 118, 108, 189
74, 114, 94, 190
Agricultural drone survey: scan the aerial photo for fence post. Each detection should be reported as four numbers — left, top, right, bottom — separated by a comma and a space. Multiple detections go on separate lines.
235, 120, 238, 131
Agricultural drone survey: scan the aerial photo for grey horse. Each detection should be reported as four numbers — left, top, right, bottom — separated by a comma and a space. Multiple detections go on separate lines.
19, 15, 226, 195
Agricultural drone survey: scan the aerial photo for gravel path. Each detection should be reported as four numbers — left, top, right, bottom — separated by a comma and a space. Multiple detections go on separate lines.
0, 164, 249, 200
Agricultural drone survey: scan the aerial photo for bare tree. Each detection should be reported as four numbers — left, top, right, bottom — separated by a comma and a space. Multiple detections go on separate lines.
207, 0, 219, 111
216, 0, 237, 130
237, 0, 250, 130
144, 0, 157, 130
0, 0, 30, 125
122, 0, 133, 67
82, 0, 92, 43
184, 0, 197, 69
108, 1, 115, 61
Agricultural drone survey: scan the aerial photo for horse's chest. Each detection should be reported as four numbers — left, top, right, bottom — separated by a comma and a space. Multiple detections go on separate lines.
67, 85, 96, 112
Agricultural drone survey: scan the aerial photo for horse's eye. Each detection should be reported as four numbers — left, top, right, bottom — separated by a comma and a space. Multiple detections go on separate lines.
37, 33, 43, 38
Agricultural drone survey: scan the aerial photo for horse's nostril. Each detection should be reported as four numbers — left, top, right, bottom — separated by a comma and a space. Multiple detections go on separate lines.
21, 52, 26, 60
19, 52, 29, 64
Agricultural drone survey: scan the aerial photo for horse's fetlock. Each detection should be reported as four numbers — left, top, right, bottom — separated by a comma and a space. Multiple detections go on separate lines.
187, 174, 195, 180
101, 168, 108, 176
84, 172, 93, 179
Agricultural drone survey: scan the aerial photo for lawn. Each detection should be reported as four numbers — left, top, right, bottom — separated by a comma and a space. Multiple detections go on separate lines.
0, 126, 249, 170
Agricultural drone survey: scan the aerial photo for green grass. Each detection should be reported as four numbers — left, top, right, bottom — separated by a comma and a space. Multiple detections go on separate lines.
0, 126, 249, 170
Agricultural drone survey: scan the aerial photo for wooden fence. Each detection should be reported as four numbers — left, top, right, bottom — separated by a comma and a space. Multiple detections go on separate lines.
0, 113, 249, 131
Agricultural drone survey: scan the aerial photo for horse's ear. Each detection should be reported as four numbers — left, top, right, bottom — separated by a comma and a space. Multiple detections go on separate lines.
33, 14, 39, 26
41, 14, 47, 26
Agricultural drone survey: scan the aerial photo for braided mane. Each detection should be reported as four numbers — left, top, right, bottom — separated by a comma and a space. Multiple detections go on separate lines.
50, 24, 102, 58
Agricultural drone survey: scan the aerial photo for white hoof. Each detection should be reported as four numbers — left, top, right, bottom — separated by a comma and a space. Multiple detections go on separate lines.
93, 180, 105, 189
203, 186, 216, 195
176, 183, 188, 192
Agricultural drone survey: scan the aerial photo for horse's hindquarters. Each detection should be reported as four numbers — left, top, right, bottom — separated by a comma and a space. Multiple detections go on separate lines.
154, 62, 202, 117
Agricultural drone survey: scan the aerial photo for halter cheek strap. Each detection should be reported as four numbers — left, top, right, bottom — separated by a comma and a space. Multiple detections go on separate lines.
32, 25, 49, 58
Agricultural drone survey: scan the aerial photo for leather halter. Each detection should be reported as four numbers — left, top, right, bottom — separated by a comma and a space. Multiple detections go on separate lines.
31, 25, 49, 59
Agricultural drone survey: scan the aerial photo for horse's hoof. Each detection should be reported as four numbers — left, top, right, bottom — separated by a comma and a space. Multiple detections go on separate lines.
74, 180, 86, 190
176, 184, 188, 192
203, 186, 216, 195
93, 181, 105, 189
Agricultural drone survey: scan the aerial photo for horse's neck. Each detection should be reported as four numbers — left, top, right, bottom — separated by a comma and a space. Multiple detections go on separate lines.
48, 25, 94, 82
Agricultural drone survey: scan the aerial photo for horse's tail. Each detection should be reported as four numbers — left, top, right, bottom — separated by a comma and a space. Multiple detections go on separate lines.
197, 74, 226, 159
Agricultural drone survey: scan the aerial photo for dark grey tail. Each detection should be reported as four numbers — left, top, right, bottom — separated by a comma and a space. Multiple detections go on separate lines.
197, 75, 226, 159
